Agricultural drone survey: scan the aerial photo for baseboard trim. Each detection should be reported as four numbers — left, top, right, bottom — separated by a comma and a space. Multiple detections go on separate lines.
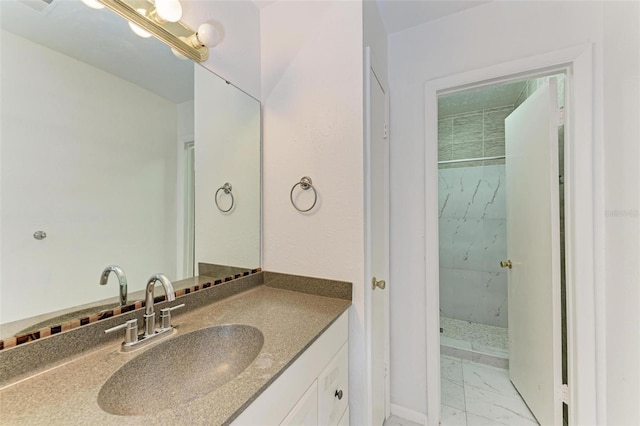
390, 403, 428, 425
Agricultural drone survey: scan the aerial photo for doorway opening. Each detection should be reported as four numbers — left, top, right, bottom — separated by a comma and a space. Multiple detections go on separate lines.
437, 73, 567, 426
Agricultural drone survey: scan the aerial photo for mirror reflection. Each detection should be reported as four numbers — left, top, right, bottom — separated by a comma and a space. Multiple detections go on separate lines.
0, 0, 261, 339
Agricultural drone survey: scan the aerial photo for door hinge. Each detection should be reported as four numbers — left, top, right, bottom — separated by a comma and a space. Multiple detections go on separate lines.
558, 107, 565, 126
383, 122, 389, 139
560, 384, 569, 404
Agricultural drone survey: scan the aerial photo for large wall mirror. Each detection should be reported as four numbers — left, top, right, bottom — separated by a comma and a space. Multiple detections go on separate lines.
0, 0, 261, 339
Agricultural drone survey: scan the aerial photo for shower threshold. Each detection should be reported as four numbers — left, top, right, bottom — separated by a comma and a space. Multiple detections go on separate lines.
440, 316, 509, 369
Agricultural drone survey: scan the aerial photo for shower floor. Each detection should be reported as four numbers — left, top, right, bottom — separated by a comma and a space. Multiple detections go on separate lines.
440, 317, 509, 367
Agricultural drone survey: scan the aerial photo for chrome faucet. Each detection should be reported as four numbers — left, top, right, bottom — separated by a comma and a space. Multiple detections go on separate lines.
144, 273, 176, 337
105, 273, 183, 352
99, 265, 128, 306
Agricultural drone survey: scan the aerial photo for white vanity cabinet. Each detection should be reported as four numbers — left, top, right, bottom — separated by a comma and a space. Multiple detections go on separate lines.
233, 311, 349, 426
280, 380, 318, 425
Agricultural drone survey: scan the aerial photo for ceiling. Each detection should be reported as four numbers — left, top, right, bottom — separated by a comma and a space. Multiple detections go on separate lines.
439, 80, 528, 117
254, 0, 491, 34
375, 0, 491, 34
0, 0, 194, 104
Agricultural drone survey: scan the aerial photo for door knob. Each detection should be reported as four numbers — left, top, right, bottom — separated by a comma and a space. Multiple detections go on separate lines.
500, 260, 513, 269
372, 277, 386, 290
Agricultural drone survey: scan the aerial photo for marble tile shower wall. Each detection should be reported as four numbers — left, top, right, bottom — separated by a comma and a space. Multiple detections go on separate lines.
438, 105, 513, 328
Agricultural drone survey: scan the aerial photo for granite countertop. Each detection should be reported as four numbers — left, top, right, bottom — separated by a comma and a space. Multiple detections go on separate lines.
0, 273, 351, 425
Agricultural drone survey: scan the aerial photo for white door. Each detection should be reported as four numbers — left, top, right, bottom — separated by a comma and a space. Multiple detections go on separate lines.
368, 56, 390, 425
504, 79, 562, 426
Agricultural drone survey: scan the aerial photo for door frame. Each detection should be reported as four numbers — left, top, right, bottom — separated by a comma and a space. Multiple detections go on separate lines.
364, 45, 391, 425
176, 135, 195, 279
424, 44, 599, 425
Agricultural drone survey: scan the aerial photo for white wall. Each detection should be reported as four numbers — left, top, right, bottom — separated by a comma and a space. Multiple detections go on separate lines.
601, 2, 640, 424
182, 0, 261, 100
364, 0, 389, 86
194, 65, 261, 270
388, 1, 639, 423
177, 100, 195, 142
0, 30, 177, 323
259, 1, 365, 423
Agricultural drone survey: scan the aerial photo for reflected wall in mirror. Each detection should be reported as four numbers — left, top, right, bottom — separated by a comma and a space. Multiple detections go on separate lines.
0, 0, 261, 340
194, 66, 261, 272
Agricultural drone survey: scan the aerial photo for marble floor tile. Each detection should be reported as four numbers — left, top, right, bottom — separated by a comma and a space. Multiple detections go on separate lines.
383, 415, 423, 426
441, 405, 467, 426
442, 377, 466, 411
465, 385, 537, 425
441, 355, 464, 385
438, 353, 540, 426
465, 412, 508, 425
462, 362, 517, 397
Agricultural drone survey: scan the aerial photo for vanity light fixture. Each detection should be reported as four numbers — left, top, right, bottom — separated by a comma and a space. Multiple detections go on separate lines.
81, 0, 105, 10
129, 9, 153, 38
187, 23, 221, 48
93, 0, 220, 62
154, 0, 183, 23
171, 23, 222, 60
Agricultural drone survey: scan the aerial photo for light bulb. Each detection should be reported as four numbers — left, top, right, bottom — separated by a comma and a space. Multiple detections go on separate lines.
196, 23, 221, 47
155, 0, 183, 23
81, 0, 105, 9
129, 9, 151, 38
129, 22, 152, 38
129, 10, 152, 38
171, 47, 188, 61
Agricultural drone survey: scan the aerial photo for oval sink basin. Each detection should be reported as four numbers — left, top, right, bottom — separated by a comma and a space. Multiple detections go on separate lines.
98, 324, 264, 416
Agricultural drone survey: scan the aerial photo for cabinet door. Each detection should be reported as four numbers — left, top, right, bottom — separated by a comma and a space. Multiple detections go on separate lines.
318, 342, 349, 425
281, 380, 318, 426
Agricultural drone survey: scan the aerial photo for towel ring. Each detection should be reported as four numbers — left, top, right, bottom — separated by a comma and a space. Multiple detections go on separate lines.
290, 176, 317, 212
215, 182, 234, 213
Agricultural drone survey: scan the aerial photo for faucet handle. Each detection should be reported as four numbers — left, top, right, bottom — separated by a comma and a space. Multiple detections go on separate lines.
104, 319, 138, 344
160, 304, 185, 330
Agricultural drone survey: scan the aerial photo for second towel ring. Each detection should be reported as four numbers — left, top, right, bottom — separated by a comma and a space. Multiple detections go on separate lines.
290, 176, 317, 212
215, 182, 234, 212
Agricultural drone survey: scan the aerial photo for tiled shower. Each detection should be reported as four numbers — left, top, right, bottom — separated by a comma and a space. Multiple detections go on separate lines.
438, 103, 512, 361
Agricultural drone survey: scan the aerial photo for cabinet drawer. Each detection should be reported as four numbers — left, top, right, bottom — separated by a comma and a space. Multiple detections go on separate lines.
318, 342, 348, 425
280, 380, 318, 426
